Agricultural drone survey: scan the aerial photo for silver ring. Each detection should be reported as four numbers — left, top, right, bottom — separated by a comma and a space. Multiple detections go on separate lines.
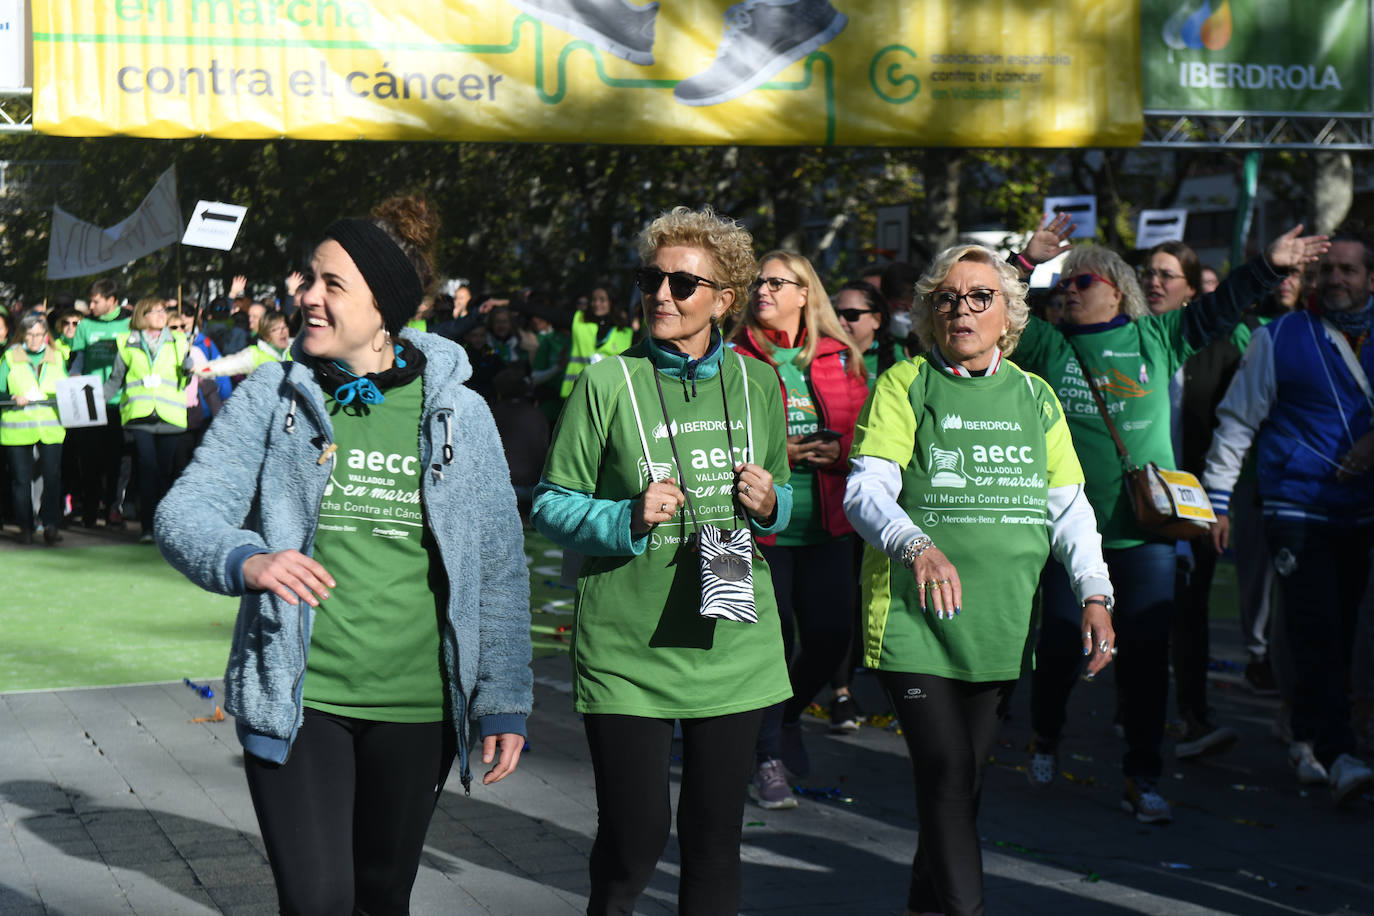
1098, 639, 1110, 654
742, 483, 752, 495
660, 502, 669, 513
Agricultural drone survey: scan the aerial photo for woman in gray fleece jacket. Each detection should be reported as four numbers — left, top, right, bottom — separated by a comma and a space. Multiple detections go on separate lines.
154, 196, 532, 915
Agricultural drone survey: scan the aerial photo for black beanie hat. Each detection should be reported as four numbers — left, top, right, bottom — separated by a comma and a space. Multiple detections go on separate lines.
323, 218, 423, 338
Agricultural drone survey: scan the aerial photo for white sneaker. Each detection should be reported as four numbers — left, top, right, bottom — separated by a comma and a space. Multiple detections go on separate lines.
1288, 742, 1328, 785
1328, 753, 1374, 806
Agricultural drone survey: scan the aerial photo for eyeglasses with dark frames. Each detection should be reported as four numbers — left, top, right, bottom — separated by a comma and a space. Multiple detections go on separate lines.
1138, 268, 1184, 283
929, 288, 999, 314
751, 276, 804, 293
634, 267, 721, 300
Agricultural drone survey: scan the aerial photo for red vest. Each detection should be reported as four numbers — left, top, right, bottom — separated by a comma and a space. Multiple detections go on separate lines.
732, 325, 871, 541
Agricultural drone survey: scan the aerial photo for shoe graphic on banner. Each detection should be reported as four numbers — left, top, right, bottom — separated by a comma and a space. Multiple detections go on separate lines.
673, 0, 848, 107
511, 0, 659, 66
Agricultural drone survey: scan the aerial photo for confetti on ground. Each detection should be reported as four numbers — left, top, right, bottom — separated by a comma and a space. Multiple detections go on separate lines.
1161, 862, 1192, 869
746, 821, 765, 827
793, 786, 855, 804
1238, 869, 1278, 888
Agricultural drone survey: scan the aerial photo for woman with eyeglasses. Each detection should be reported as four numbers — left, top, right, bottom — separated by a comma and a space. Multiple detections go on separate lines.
532, 206, 793, 915
728, 251, 871, 808
102, 298, 195, 544
835, 280, 903, 384
1008, 224, 1328, 824
1, 314, 68, 546
842, 243, 1114, 916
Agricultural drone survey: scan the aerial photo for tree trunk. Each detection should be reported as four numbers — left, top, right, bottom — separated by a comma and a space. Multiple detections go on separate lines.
1311, 151, 1353, 236
911, 149, 962, 265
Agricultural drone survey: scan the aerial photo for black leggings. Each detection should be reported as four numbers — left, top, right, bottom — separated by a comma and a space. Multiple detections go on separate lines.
879, 672, 1012, 916
243, 707, 456, 916
583, 710, 763, 916
756, 539, 856, 761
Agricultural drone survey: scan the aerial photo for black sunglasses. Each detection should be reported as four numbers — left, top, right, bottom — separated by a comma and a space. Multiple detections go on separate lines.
837, 308, 877, 321
635, 267, 721, 300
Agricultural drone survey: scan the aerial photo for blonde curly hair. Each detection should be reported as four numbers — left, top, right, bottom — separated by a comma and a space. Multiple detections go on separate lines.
636, 206, 756, 319
912, 245, 1030, 357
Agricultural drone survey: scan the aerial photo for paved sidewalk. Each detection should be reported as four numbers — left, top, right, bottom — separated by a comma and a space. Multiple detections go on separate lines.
1, 627, 1371, 915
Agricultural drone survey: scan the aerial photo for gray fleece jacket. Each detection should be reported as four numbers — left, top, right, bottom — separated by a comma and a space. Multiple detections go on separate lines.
154, 331, 532, 791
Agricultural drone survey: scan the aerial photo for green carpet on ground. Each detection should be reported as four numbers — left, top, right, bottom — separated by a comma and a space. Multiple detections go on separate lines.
2, 532, 574, 694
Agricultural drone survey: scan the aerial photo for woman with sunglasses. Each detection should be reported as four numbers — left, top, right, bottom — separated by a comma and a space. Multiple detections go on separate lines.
1009, 224, 1328, 824
728, 251, 871, 807
835, 280, 902, 384
532, 206, 793, 915
843, 243, 1114, 916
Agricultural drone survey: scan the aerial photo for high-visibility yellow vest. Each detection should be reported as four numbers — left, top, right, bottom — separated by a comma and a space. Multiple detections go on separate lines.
560, 311, 634, 398
117, 330, 189, 428
250, 339, 291, 369
1, 347, 67, 446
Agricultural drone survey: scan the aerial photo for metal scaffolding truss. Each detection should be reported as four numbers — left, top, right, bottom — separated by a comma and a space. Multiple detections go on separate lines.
1142, 110, 1374, 150
0, 90, 33, 134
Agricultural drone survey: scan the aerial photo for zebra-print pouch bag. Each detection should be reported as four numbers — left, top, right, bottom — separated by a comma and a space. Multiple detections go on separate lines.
694, 524, 757, 623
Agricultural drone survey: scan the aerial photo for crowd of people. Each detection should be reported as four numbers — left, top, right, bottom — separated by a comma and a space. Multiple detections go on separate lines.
1, 199, 1371, 916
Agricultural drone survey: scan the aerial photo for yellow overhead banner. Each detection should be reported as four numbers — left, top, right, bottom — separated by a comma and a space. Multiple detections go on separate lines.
31, 1, 1142, 147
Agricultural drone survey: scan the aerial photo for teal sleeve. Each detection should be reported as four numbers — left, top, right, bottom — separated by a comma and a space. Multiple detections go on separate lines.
0, 359, 9, 393
750, 482, 793, 536
531, 480, 648, 557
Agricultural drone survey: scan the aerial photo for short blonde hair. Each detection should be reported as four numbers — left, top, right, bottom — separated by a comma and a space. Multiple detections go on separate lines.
636, 206, 755, 318
1061, 245, 1148, 319
257, 311, 288, 343
912, 245, 1030, 356
129, 297, 167, 331
730, 250, 866, 378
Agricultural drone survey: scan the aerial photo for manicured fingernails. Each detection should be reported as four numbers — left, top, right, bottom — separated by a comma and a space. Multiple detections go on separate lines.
954, 606, 961, 616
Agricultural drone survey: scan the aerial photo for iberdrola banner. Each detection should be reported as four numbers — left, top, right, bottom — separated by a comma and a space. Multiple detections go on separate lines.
30, 0, 1142, 147
1142, 0, 1372, 114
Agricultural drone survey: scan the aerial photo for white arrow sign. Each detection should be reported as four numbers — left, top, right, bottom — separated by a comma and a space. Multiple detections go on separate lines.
182, 200, 248, 251
1136, 209, 1189, 249
55, 375, 108, 428
1044, 195, 1098, 240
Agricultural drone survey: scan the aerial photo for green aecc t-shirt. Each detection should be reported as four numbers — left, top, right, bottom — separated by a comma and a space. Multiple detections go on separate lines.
851, 356, 1082, 681
541, 345, 794, 717
773, 345, 828, 546
302, 377, 446, 722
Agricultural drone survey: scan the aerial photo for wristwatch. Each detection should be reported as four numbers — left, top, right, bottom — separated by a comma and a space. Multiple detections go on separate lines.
1082, 595, 1115, 616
